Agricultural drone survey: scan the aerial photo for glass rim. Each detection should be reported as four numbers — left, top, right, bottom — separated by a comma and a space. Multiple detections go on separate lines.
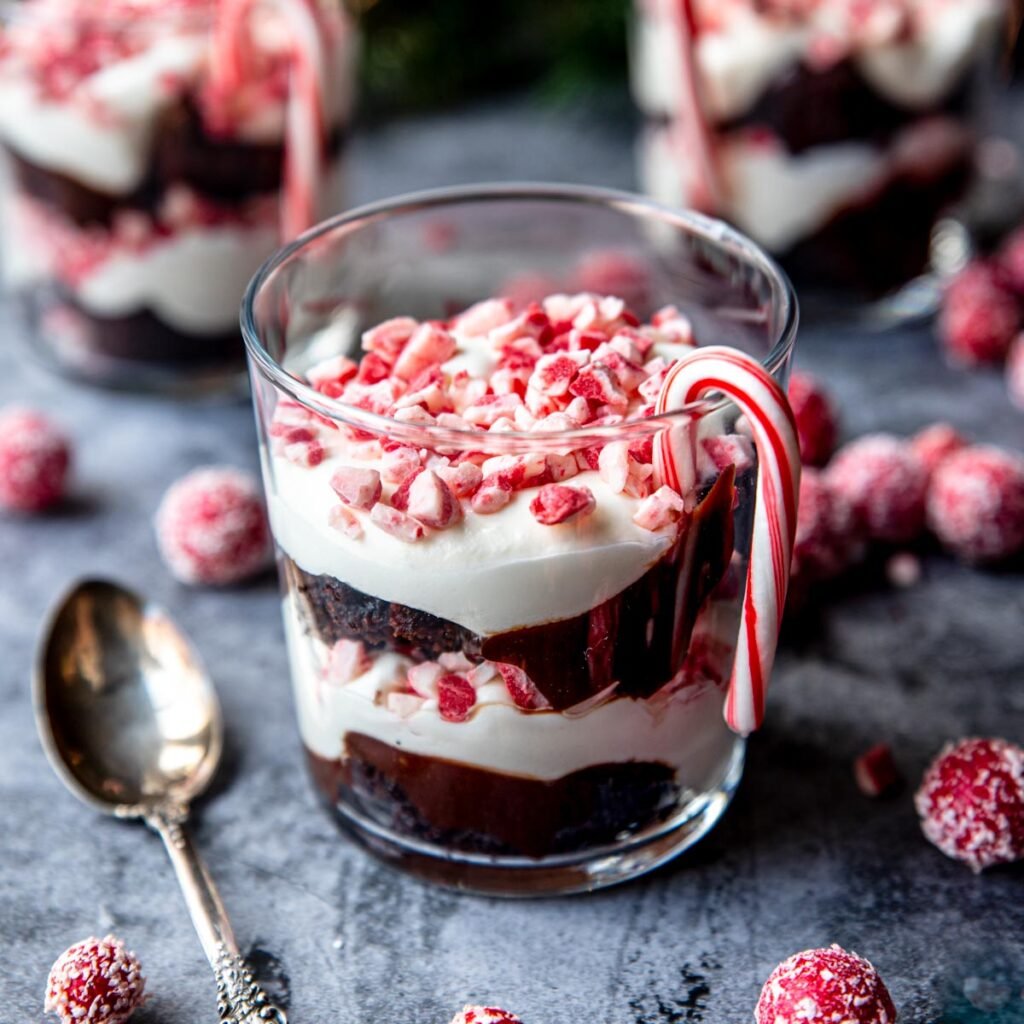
240, 182, 799, 446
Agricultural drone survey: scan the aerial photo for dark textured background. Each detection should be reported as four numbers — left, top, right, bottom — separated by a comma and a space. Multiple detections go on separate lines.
1, 99, 1023, 1023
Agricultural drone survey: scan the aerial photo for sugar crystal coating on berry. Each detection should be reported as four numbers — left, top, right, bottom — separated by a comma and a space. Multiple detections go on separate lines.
791, 468, 862, 585
910, 422, 967, 479
925, 445, 1024, 563
938, 262, 1019, 367
826, 434, 928, 544
45, 934, 146, 1024
155, 466, 271, 585
755, 944, 896, 1024
0, 406, 71, 512
997, 225, 1024, 295
787, 371, 838, 467
914, 737, 1024, 873
1007, 333, 1024, 411
450, 1006, 523, 1024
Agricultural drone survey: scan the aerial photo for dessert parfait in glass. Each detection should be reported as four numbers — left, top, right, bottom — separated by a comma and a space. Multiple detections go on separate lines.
243, 186, 800, 895
0, 0, 353, 390
632, 0, 1008, 297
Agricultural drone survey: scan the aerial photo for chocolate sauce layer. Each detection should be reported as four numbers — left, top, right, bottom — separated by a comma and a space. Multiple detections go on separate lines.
308, 740, 679, 859
288, 466, 736, 710
5, 98, 347, 228
779, 155, 971, 294
716, 58, 973, 154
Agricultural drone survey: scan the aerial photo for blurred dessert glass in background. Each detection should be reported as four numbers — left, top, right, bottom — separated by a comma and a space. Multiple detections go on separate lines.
632, 0, 1009, 298
0, 0, 354, 391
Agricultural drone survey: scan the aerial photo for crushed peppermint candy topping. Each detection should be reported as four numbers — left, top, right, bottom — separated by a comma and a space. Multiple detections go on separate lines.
271, 293, 755, 540
450, 1007, 523, 1024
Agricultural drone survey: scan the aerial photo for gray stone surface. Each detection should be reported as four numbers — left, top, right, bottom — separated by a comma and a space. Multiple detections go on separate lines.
2, 98, 1023, 1023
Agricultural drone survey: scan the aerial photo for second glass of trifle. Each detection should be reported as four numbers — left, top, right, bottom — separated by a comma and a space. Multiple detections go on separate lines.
243, 185, 801, 895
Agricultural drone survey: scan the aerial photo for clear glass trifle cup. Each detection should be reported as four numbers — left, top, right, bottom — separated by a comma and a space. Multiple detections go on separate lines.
0, 0, 354, 392
242, 185, 801, 895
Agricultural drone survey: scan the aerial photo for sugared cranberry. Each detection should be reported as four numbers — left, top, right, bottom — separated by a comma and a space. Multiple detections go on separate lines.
938, 262, 1019, 367
755, 945, 896, 1024
909, 422, 967, 479
787, 371, 838, 467
926, 445, 1024, 563
155, 467, 270, 585
791, 468, 862, 584
0, 407, 71, 512
914, 737, 1024, 873
45, 934, 145, 1024
450, 1007, 523, 1024
997, 225, 1024, 295
826, 434, 927, 544
1007, 333, 1024, 410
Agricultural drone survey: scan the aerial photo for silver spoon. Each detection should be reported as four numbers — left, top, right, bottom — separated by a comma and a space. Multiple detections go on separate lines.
34, 578, 287, 1024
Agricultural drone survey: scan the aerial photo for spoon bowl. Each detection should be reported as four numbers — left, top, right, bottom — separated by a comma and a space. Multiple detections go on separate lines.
36, 578, 221, 816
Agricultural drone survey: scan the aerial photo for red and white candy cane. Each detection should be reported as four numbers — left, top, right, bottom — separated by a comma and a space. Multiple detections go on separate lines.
655, 346, 800, 736
214, 0, 327, 239
665, 0, 721, 212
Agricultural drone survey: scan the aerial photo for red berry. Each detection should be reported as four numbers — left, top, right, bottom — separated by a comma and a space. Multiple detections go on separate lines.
45, 934, 145, 1024
854, 743, 900, 797
755, 945, 896, 1024
791, 468, 863, 584
0, 407, 71, 512
938, 262, 1019, 367
155, 467, 270, 585
438, 673, 476, 723
909, 422, 967, 479
926, 445, 1024, 562
450, 1007, 523, 1024
787, 371, 838, 467
826, 435, 927, 544
1007, 332, 1024, 410
914, 737, 1024, 873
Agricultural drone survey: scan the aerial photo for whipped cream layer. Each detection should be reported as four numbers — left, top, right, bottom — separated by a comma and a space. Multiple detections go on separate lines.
633, 0, 1005, 123
285, 597, 738, 785
270, 457, 673, 636
640, 117, 968, 252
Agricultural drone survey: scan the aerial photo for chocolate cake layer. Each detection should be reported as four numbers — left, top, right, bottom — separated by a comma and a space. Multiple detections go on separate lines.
308, 739, 679, 858
287, 466, 737, 710
6, 98, 347, 228
779, 154, 971, 295
716, 57, 973, 155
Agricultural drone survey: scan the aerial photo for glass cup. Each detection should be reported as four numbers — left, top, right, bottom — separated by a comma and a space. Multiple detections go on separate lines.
631, 0, 1009, 302
0, 0, 354, 393
242, 184, 798, 895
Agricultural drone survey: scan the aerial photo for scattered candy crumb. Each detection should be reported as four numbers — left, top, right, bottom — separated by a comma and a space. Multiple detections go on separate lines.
0, 406, 71, 512
449, 1007, 523, 1024
155, 466, 271, 585
914, 737, 1024, 873
755, 945, 896, 1024
44, 934, 145, 1024
855, 743, 901, 798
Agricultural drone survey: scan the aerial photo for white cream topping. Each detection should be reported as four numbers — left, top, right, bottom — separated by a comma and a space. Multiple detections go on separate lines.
640, 117, 966, 252
634, 0, 1004, 122
0, 36, 208, 192
269, 452, 674, 636
285, 597, 738, 785
73, 223, 280, 333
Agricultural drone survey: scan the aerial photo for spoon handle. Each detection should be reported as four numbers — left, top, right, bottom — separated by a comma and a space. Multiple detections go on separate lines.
147, 805, 287, 1024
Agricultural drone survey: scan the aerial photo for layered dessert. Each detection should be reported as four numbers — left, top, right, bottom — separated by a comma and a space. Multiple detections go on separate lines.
262, 292, 756, 861
0, 0, 353, 383
632, 0, 1007, 294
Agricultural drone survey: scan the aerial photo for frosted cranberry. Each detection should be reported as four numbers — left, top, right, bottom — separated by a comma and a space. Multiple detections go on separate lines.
1007, 333, 1024, 410
155, 467, 270, 586
915, 737, 1024, 872
791, 468, 862, 583
45, 934, 145, 1024
926, 445, 1024, 562
909, 422, 967, 479
787, 371, 838, 467
0, 407, 71, 512
997, 224, 1024, 294
826, 434, 927, 544
938, 262, 1019, 367
755, 945, 896, 1024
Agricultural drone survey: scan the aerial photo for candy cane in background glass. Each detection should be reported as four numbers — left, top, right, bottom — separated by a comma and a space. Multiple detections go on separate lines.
212, 0, 328, 239
656, 346, 801, 736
